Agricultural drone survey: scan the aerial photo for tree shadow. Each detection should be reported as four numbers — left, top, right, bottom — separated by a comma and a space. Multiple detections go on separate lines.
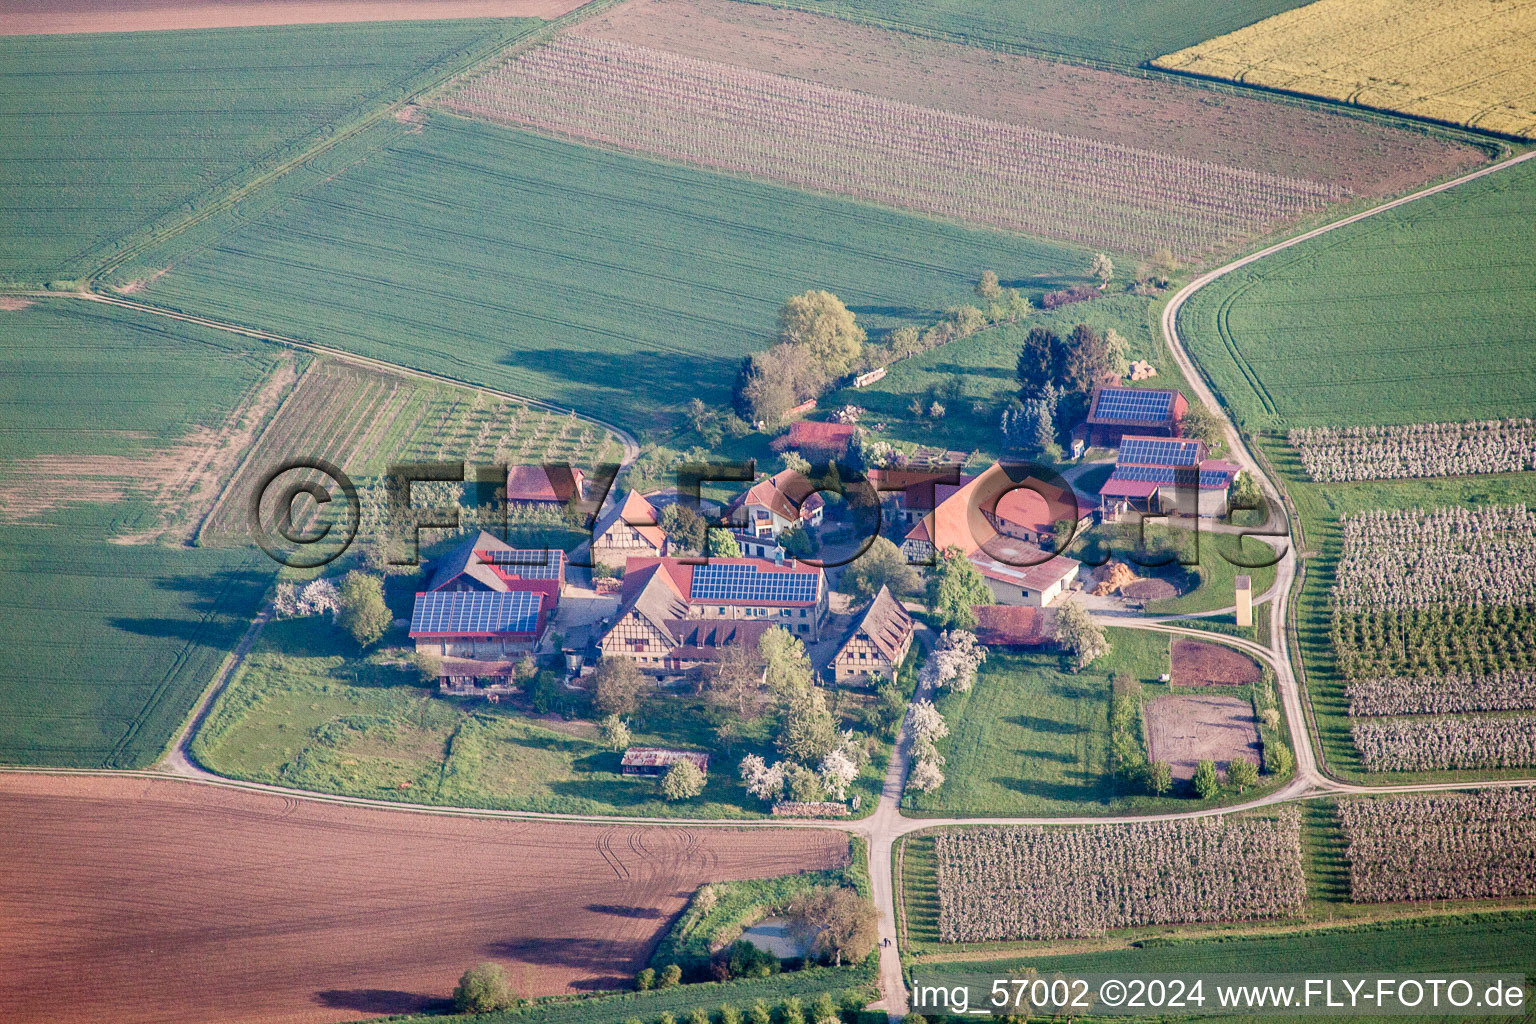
587, 904, 665, 919
1004, 714, 1087, 735
484, 936, 640, 990
313, 989, 453, 1015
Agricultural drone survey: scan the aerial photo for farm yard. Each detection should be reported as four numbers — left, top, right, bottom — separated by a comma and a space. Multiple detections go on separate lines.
1143, 695, 1262, 781
932, 811, 1304, 942
1177, 156, 1536, 431
0, 300, 279, 767
1338, 790, 1536, 904
118, 113, 1087, 432
0, 773, 850, 1024
1154, 0, 1536, 139
584, 0, 1482, 203
0, 18, 538, 282
727, 0, 1318, 66
449, 33, 1346, 258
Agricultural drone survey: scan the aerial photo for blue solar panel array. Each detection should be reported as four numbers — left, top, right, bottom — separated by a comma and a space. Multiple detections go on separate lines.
691, 563, 818, 603
1093, 388, 1174, 423
1110, 466, 1234, 489
483, 549, 562, 578
410, 590, 541, 634
1120, 437, 1203, 467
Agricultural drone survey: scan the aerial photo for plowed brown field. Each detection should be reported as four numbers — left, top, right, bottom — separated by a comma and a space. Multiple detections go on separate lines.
0, 0, 585, 36
0, 774, 848, 1024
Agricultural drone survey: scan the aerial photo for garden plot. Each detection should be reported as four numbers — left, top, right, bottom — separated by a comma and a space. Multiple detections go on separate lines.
1170, 638, 1262, 688
933, 810, 1303, 942
1143, 695, 1261, 780
1339, 789, 1536, 903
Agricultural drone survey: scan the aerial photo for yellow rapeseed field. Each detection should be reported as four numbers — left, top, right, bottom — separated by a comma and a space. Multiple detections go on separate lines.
1153, 0, 1536, 139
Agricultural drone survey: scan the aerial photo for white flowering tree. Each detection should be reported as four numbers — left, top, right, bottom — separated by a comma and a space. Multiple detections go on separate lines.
299, 578, 341, 617
921, 630, 986, 693
1054, 598, 1108, 669
906, 758, 945, 794
273, 582, 301, 618
739, 754, 786, 803
908, 699, 949, 743
818, 749, 859, 801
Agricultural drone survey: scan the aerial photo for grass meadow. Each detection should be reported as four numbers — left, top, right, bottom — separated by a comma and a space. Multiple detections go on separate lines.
735, 0, 1314, 66
0, 300, 276, 766
119, 112, 1088, 435
900, 628, 1287, 817
193, 614, 891, 818
1268, 438, 1536, 783
1178, 157, 1536, 432
0, 20, 537, 284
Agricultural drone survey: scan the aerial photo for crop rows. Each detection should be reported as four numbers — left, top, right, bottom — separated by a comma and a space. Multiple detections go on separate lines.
1352, 714, 1536, 772
1339, 790, 1536, 903
444, 35, 1345, 257
1291, 419, 1536, 482
933, 811, 1304, 941
1333, 505, 1536, 612
1346, 671, 1536, 717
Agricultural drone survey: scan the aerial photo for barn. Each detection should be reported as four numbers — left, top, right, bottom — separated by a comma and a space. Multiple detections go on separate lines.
620, 748, 709, 777
408, 589, 547, 659
1098, 436, 1240, 519
1084, 386, 1188, 446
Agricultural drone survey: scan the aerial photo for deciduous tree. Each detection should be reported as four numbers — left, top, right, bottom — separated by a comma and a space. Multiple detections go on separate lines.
661, 759, 706, 800
660, 502, 707, 553
592, 656, 646, 716
779, 290, 865, 378
1148, 760, 1173, 796
787, 887, 878, 966
1089, 252, 1114, 289
841, 536, 920, 601
1193, 758, 1220, 798
1054, 598, 1109, 669
600, 714, 631, 751
928, 546, 991, 630
1228, 756, 1259, 792
708, 641, 771, 720
338, 571, 390, 648
777, 687, 836, 763
452, 963, 518, 1014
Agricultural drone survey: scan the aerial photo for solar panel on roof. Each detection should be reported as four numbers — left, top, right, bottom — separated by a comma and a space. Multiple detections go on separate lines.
1108, 466, 1235, 490
482, 549, 562, 578
690, 563, 817, 603
1119, 437, 1202, 467
409, 590, 541, 635
1093, 388, 1174, 423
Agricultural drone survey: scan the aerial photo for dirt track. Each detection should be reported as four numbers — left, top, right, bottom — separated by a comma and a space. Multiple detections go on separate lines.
0, 774, 848, 1024
0, 0, 585, 35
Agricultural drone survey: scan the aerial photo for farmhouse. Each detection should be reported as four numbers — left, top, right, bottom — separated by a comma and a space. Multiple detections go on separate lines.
598, 556, 828, 672
1083, 385, 1188, 446
1098, 436, 1241, 519
830, 585, 915, 686
770, 420, 857, 461
898, 463, 1086, 561
620, 747, 709, 777
590, 490, 667, 566
732, 530, 786, 562
506, 464, 585, 507
409, 531, 564, 661
728, 468, 825, 538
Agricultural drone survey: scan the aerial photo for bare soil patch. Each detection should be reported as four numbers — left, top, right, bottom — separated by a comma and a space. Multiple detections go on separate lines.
581, 0, 1481, 196
0, 296, 34, 311
0, 354, 297, 542
0, 0, 585, 36
0, 774, 848, 1024
1170, 638, 1263, 688
1143, 695, 1261, 780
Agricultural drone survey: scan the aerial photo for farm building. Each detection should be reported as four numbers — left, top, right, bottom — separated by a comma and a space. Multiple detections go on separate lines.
1083, 385, 1188, 446
830, 585, 915, 686
732, 530, 786, 562
424, 530, 565, 610
620, 747, 709, 777
590, 490, 667, 566
898, 462, 1087, 561
971, 605, 1057, 648
770, 420, 857, 461
727, 468, 825, 538
408, 589, 547, 659
1098, 436, 1241, 519
506, 464, 585, 507
868, 465, 967, 530
598, 556, 828, 673
970, 540, 1081, 608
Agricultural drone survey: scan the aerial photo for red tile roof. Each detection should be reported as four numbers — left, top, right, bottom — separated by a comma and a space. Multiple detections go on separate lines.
972, 604, 1055, 646
732, 469, 826, 524
506, 465, 584, 503
771, 420, 857, 456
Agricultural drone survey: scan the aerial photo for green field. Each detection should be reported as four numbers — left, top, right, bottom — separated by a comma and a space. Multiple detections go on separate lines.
193, 614, 890, 817
1179, 158, 1536, 431
735, 0, 1314, 65
0, 300, 276, 766
119, 111, 1088, 435
1271, 442, 1536, 782
900, 628, 1286, 816
0, 20, 537, 284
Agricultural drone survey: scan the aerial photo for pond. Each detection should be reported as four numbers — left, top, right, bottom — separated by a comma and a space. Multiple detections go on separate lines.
739, 916, 812, 958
